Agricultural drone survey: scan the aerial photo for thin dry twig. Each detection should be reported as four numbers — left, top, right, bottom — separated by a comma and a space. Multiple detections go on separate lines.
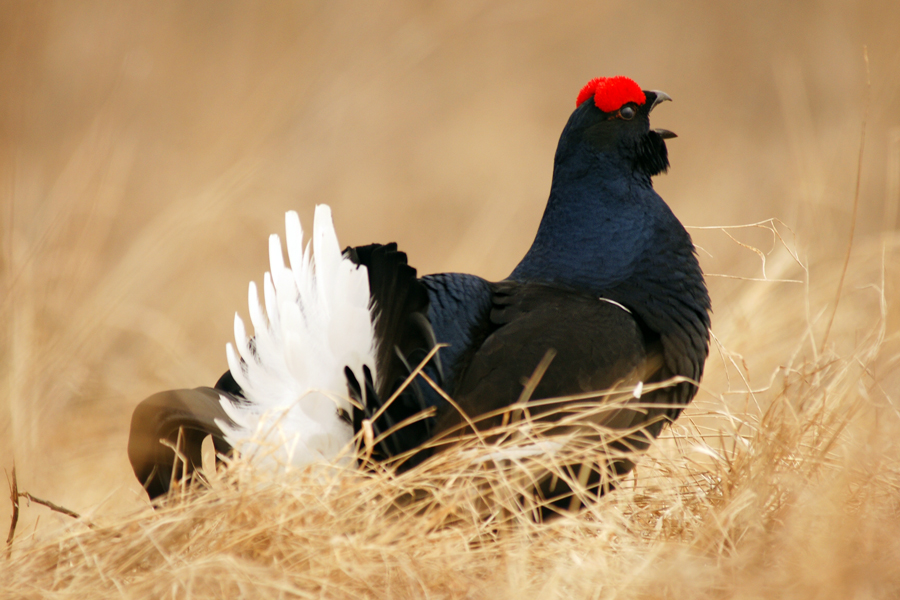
6, 465, 19, 554
689, 218, 804, 283
6, 463, 93, 552
821, 47, 870, 352
18, 492, 84, 522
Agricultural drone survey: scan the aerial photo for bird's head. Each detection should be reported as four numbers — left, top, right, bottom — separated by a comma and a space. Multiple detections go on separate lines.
558, 76, 674, 178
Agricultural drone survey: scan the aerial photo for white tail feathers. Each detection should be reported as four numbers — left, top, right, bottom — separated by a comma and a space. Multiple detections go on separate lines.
218, 205, 376, 467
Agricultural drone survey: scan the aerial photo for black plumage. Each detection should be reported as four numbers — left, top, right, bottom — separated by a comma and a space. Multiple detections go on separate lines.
128, 387, 238, 499
128, 77, 711, 514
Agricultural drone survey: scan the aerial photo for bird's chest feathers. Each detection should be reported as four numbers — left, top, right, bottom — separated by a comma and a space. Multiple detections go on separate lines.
579, 211, 648, 276
516, 193, 654, 291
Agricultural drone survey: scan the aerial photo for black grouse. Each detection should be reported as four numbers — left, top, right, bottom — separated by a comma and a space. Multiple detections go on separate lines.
128, 76, 711, 515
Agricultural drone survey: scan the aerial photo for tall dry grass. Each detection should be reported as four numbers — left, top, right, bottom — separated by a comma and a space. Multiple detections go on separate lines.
2, 1, 900, 597
2, 236, 900, 598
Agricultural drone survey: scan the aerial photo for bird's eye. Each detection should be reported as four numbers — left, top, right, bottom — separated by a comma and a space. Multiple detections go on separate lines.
619, 105, 636, 120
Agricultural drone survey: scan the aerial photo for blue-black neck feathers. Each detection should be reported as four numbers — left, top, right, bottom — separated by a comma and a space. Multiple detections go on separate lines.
511, 89, 711, 390
512, 91, 675, 291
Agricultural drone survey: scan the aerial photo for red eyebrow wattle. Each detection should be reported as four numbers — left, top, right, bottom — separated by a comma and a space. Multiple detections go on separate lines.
576, 76, 646, 112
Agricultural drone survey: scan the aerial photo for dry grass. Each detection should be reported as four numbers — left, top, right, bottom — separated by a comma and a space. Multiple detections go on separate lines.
3, 239, 900, 598
3, 1, 900, 598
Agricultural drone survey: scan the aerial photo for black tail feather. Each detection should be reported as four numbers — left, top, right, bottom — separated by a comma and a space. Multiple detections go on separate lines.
345, 243, 441, 464
345, 365, 404, 459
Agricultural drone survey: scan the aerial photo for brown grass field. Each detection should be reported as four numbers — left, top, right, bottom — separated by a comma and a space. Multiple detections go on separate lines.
2, 1, 900, 597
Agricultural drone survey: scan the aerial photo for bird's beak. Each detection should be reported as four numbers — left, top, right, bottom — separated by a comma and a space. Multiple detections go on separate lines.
644, 90, 675, 139
646, 90, 672, 112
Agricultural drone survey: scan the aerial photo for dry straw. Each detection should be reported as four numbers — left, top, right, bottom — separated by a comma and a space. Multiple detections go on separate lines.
2, 229, 900, 598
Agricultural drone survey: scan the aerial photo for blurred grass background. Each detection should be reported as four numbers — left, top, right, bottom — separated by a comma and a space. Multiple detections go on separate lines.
1, 0, 900, 565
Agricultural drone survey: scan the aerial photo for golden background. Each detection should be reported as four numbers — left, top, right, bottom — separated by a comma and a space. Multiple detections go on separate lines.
2, 0, 899, 533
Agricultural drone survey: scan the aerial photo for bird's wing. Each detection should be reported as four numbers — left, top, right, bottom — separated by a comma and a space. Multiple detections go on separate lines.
436, 280, 670, 436
128, 387, 238, 499
343, 269, 495, 466
424, 280, 678, 515
604, 214, 711, 418
420, 273, 495, 392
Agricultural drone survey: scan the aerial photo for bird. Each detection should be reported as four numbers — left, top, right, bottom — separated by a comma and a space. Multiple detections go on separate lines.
128, 76, 711, 516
